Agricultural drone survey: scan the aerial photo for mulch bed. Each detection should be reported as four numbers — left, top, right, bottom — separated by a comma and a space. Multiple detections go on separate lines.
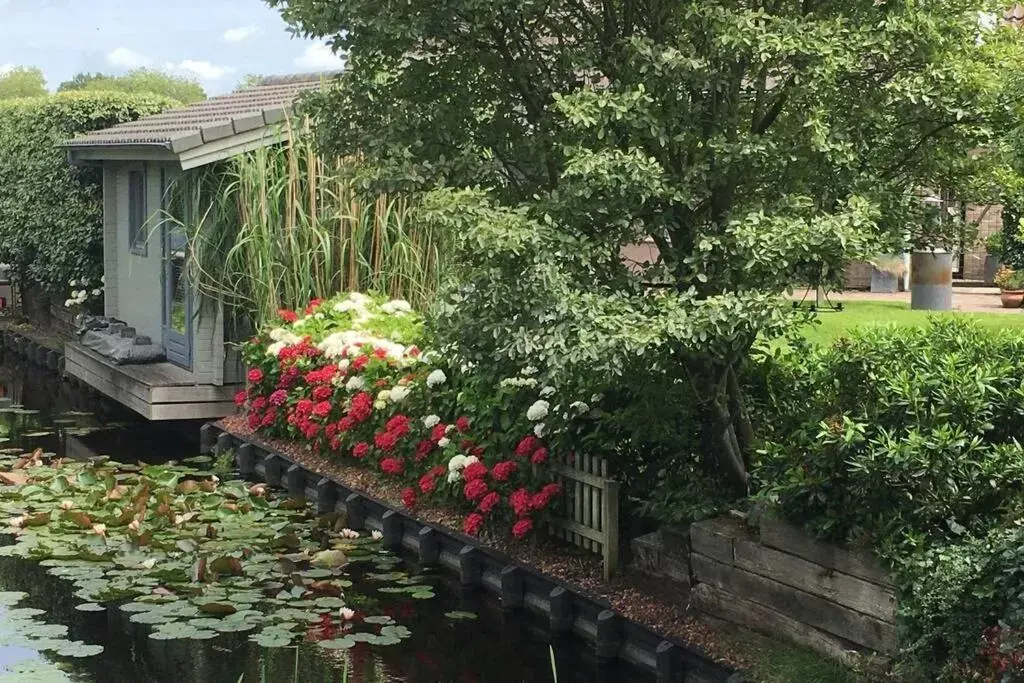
218, 414, 749, 671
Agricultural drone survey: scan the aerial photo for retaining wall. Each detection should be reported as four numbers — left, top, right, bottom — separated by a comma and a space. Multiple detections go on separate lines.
201, 422, 740, 683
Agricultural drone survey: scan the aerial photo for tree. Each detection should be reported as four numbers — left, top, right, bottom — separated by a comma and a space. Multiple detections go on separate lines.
268, 0, 1022, 490
234, 74, 265, 91
57, 69, 206, 104
0, 66, 46, 100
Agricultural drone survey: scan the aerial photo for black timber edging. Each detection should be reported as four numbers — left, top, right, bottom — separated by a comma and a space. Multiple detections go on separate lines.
1, 329, 64, 373
201, 422, 743, 683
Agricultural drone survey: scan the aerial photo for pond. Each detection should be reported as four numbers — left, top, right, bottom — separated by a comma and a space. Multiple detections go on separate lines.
0, 357, 652, 683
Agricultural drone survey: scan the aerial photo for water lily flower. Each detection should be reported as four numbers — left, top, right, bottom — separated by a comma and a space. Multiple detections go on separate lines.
371, 530, 383, 541
60, 500, 74, 510
340, 528, 360, 540
91, 523, 106, 536
248, 483, 267, 497
128, 519, 141, 533
339, 607, 356, 621
8, 516, 25, 529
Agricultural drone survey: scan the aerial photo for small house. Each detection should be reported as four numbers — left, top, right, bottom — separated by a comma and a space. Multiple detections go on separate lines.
63, 75, 329, 420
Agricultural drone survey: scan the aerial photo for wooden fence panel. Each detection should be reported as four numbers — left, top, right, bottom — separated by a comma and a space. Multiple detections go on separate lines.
549, 453, 620, 580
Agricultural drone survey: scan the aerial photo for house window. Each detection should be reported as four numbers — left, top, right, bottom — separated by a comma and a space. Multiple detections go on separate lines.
128, 167, 147, 256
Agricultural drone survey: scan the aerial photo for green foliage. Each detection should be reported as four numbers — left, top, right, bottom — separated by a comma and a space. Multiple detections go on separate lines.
57, 69, 206, 104
175, 124, 441, 330
0, 67, 46, 100
753, 319, 1024, 551
0, 91, 172, 293
984, 231, 1004, 259
271, 0, 1024, 490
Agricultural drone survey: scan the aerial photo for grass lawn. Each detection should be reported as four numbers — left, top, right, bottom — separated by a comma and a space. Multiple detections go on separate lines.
799, 301, 1024, 346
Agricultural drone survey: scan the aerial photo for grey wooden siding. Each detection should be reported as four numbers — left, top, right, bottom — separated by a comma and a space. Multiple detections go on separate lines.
112, 162, 163, 343
102, 166, 119, 317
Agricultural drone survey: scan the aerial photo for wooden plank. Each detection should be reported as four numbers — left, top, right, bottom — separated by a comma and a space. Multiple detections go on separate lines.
691, 554, 896, 652
733, 539, 896, 622
553, 463, 606, 488
552, 518, 605, 544
69, 343, 195, 387
689, 518, 740, 565
757, 517, 892, 588
66, 344, 154, 405
603, 479, 620, 579
64, 356, 153, 419
693, 583, 873, 670
150, 383, 242, 404
150, 400, 236, 421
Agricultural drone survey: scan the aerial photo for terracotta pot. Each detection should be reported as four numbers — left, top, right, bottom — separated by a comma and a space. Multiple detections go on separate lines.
1001, 290, 1024, 309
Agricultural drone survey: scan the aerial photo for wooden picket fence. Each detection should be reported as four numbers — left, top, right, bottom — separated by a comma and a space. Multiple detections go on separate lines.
548, 453, 620, 580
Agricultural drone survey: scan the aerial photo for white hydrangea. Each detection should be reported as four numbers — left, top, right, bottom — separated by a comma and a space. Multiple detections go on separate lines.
569, 401, 590, 414
423, 414, 441, 429
381, 299, 412, 315
69, 279, 78, 287
463, 455, 479, 468
438, 437, 451, 448
526, 400, 549, 421
426, 369, 447, 388
266, 341, 286, 357
500, 376, 538, 389
534, 422, 546, 438
447, 455, 468, 472
521, 366, 539, 376
376, 389, 391, 403
446, 470, 462, 484
389, 385, 411, 402
345, 376, 365, 391
91, 288, 102, 297
539, 386, 556, 398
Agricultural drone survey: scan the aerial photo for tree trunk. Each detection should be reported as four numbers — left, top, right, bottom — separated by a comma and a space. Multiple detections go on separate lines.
727, 366, 755, 460
710, 392, 749, 493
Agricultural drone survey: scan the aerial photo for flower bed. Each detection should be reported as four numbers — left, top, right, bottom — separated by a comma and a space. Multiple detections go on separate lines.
238, 293, 581, 541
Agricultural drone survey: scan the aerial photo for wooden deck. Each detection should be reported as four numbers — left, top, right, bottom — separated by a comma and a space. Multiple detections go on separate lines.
64, 342, 240, 421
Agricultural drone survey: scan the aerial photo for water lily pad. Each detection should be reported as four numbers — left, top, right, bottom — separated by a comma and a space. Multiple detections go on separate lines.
362, 615, 395, 625
53, 641, 104, 657
318, 636, 356, 650
74, 603, 106, 613
444, 610, 478, 621
249, 632, 294, 648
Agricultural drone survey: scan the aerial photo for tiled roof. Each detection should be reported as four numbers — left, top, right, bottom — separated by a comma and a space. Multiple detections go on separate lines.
65, 73, 337, 153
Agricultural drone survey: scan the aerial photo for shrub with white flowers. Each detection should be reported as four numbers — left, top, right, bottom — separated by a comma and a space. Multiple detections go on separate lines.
63, 276, 104, 309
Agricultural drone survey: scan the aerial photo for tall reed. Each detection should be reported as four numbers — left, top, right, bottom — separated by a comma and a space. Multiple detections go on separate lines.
176, 119, 444, 329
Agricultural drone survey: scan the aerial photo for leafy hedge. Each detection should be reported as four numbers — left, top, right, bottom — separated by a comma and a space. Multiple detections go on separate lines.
750, 319, 1024, 677
0, 92, 173, 293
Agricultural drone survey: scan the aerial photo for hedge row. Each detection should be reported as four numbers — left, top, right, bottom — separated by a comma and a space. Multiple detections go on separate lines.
0, 92, 173, 294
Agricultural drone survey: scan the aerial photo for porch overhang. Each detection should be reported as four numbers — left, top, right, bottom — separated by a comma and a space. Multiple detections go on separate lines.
64, 342, 240, 421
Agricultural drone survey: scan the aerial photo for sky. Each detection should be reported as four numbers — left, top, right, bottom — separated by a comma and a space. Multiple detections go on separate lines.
0, 0, 344, 95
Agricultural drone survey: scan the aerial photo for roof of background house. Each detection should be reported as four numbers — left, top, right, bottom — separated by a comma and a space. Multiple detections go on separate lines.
65, 72, 338, 154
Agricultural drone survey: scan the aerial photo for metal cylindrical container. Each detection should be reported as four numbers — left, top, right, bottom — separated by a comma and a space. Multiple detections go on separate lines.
910, 250, 953, 310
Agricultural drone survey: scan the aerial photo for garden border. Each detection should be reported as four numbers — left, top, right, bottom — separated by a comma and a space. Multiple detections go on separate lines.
200, 422, 741, 683
1, 328, 64, 372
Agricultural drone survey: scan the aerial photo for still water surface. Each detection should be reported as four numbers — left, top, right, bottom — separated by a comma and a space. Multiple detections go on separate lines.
0, 357, 650, 683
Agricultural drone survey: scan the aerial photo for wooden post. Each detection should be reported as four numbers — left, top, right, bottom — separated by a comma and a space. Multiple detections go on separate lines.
381, 510, 402, 551
344, 493, 365, 530
315, 478, 336, 515
500, 566, 523, 610
603, 479, 620, 580
285, 464, 304, 499
458, 545, 480, 587
235, 443, 255, 477
548, 586, 572, 633
214, 431, 232, 456
417, 527, 439, 565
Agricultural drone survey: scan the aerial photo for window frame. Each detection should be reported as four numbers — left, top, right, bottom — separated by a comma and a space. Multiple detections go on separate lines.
127, 164, 148, 256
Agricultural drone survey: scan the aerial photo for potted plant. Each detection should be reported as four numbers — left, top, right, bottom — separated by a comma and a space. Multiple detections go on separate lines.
869, 255, 906, 293
994, 266, 1024, 308
985, 233, 1004, 285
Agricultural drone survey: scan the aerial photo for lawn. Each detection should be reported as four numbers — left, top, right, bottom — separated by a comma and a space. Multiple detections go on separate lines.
799, 301, 1024, 345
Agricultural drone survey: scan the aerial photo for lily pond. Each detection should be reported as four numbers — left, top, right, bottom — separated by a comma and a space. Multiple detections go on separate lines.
0, 358, 650, 682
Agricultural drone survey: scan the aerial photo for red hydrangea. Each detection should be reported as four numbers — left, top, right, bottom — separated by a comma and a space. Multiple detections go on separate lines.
463, 513, 484, 536
478, 492, 501, 515
414, 439, 434, 461
512, 518, 534, 539
338, 416, 356, 432
247, 368, 264, 383
260, 411, 276, 428
427, 465, 447, 478
401, 487, 417, 508
247, 412, 261, 429
278, 309, 298, 323
295, 399, 314, 416
514, 436, 538, 457
305, 298, 323, 314
251, 396, 267, 412
351, 442, 370, 459
380, 458, 404, 475
312, 385, 333, 401
349, 392, 373, 422
374, 431, 399, 452
541, 483, 562, 498
234, 390, 248, 406
510, 488, 532, 517
463, 461, 488, 481
531, 492, 551, 510
455, 416, 471, 433
491, 460, 517, 482
463, 479, 488, 502
418, 473, 437, 494
312, 401, 332, 418
269, 389, 288, 406
385, 415, 411, 438
351, 355, 370, 372
430, 423, 447, 442
373, 347, 389, 359
530, 447, 548, 465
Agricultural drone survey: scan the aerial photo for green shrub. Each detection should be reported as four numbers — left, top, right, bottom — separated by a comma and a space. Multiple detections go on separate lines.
753, 319, 1024, 551
0, 92, 172, 293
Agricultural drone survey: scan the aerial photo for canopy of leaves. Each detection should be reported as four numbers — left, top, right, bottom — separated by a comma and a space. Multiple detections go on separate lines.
0, 66, 46, 100
270, 0, 1024, 486
57, 69, 206, 104
0, 92, 173, 293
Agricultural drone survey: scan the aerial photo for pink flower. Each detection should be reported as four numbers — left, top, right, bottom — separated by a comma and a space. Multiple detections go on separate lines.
510, 488, 531, 517
530, 447, 548, 465
514, 436, 537, 457
278, 309, 298, 323
512, 518, 533, 539
312, 401, 332, 418
374, 430, 399, 452
269, 389, 288, 406
401, 487, 417, 508
463, 461, 488, 481
463, 513, 484, 536
463, 479, 488, 502
478, 492, 501, 515
380, 458, 404, 475
419, 473, 437, 494
234, 390, 248, 406
247, 368, 264, 383
352, 442, 370, 459
455, 416, 471, 433
491, 461, 517, 482
312, 385, 333, 401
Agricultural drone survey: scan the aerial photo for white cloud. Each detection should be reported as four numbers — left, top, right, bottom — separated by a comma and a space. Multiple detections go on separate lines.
164, 60, 236, 81
0, 64, 14, 77
106, 47, 152, 69
295, 42, 345, 71
223, 26, 260, 43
